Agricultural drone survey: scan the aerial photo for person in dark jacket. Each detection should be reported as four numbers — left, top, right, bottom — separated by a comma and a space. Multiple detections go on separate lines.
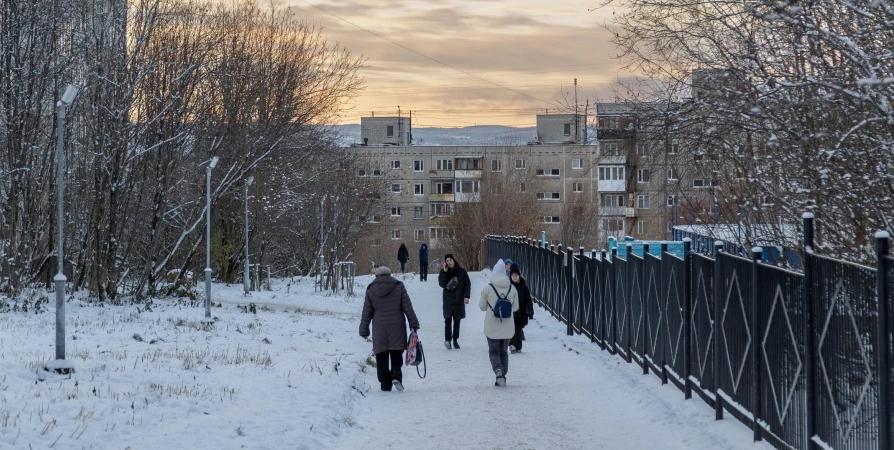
360, 266, 421, 392
508, 263, 534, 354
418, 243, 429, 281
397, 243, 409, 274
438, 253, 471, 349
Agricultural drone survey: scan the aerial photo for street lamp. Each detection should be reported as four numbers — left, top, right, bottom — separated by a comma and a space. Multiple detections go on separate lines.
204, 156, 219, 322
243, 175, 254, 295
54, 84, 78, 372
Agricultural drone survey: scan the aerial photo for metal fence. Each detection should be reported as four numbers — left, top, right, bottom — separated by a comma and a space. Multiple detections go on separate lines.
484, 215, 893, 450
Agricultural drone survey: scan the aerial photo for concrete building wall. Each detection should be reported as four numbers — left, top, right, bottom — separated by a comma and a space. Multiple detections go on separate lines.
360, 117, 411, 146
536, 114, 586, 144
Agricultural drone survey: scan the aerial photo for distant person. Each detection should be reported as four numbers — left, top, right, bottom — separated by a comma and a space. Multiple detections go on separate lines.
479, 259, 519, 387
504, 259, 514, 277
397, 243, 409, 274
508, 263, 534, 354
439, 253, 471, 349
359, 266, 421, 392
419, 243, 429, 281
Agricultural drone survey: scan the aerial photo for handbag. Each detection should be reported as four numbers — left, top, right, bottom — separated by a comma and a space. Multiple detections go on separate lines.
404, 329, 426, 378
446, 276, 458, 291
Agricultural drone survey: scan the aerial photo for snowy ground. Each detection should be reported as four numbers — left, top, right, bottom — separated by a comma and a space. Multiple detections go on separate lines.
0, 271, 770, 449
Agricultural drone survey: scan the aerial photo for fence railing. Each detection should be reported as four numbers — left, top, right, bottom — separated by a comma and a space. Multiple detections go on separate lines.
484, 215, 893, 450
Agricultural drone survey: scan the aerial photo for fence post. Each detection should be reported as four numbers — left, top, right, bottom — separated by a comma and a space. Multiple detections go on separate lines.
803, 213, 816, 449
626, 243, 634, 364
566, 247, 574, 336
601, 249, 608, 351
642, 244, 650, 375
611, 247, 619, 354
714, 241, 724, 420
751, 246, 763, 442
877, 230, 892, 450
683, 238, 692, 399
660, 241, 669, 385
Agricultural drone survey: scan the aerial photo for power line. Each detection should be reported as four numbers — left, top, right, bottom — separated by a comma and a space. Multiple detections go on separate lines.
302, 0, 555, 106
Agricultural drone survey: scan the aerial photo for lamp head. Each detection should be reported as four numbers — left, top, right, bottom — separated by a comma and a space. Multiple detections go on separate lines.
61, 84, 79, 105
246, 176, 254, 186
209, 156, 219, 169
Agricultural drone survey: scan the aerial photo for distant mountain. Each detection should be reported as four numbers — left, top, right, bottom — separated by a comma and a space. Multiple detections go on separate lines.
330, 124, 537, 147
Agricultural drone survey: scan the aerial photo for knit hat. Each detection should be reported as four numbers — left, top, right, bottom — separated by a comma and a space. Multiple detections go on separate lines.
375, 266, 392, 276
510, 263, 520, 277
505, 259, 513, 265
444, 253, 455, 262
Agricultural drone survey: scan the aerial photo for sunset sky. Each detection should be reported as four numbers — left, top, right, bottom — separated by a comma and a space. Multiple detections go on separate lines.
289, 0, 631, 127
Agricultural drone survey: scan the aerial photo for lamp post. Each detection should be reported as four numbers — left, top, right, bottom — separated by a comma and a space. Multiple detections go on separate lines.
204, 156, 219, 321
54, 84, 78, 370
243, 176, 253, 295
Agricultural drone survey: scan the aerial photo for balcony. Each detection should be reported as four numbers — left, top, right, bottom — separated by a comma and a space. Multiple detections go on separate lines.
429, 169, 454, 179
599, 207, 626, 217
428, 193, 454, 202
599, 155, 627, 165
429, 216, 452, 226
597, 180, 626, 192
455, 170, 482, 179
455, 192, 481, 203
625, 207, 636, 218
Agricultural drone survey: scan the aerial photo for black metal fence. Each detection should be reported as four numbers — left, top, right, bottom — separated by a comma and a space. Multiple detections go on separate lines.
485, 215, 893, 450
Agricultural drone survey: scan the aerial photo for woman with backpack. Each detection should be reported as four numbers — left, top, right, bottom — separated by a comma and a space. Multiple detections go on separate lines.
479, 259, 519, 387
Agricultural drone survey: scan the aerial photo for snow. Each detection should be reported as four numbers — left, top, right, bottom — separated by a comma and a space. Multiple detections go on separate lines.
0, 273, 770, 449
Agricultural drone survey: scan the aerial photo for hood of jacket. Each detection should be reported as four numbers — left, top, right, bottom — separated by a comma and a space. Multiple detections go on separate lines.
367, 275, 401, 297
489, 272, 511, 290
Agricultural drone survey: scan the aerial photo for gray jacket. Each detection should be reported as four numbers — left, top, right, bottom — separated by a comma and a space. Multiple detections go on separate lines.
359, 270, 421, 354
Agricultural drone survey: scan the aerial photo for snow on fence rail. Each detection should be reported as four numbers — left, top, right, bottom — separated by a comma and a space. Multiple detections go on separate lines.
485, 216, 893, 450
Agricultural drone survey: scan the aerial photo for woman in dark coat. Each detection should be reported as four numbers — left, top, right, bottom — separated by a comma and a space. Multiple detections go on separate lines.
360, 266, 421, 391
397, 243, 409, 273
509, 263, 534, 353
418, 243, 429, 281
438, 253, 471, 349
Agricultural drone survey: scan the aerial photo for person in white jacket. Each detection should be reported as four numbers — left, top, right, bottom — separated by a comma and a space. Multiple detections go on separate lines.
479, 259, 519, 387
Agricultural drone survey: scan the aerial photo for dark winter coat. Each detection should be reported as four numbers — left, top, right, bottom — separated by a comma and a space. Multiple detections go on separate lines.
359, 272, 421, 354
438, 262, 471, 319
397, 245, 409, 264
419, 243, 429, 264
512, 276, 534, 327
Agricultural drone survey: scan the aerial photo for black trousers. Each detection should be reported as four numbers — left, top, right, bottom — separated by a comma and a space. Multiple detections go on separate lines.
400, 261, 406, 273
375, 350, 403, 391
509, 323, 525, 351
445, 316, 461, 341
420, 263, 428, 281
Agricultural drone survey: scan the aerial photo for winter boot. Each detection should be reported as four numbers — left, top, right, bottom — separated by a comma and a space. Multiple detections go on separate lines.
494, 369, 506, 387
391, 370, 404, 391
444, 340, 452, 350
452, 340, 460, 349
509, 345, 518, 354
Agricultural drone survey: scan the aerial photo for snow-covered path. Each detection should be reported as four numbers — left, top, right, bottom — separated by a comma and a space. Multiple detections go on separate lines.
341, 271, 770, 449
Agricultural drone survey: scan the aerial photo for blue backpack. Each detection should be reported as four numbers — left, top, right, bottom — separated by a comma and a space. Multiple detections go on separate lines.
488, 284, 513, 321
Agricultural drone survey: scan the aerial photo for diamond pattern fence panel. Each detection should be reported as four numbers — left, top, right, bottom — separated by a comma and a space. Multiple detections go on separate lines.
663, 251, 688, 387
644, 251, 665, 380
716, 252, 756, 416
691, 253, 716, 395
629, 253, 646, 360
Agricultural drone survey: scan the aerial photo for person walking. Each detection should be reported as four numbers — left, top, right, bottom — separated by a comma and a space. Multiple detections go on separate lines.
419, 243, 429, 281
397, 243, 409, 274
438, 253, 471, 349
480, 259, 519, 387
503, 259, 513, 277
359, 266, 421, 392
508, 263, 534, 354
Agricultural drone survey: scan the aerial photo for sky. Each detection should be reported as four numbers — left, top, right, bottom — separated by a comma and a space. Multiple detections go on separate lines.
288, 0, 632, 127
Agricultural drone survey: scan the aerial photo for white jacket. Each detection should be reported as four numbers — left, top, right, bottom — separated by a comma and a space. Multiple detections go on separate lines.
479, 272, 519, 339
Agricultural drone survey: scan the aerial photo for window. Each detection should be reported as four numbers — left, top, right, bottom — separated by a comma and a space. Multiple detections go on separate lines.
389, 160, 400, 169
601, 194, 624, 207
455, 180, 480, 193
669, 140, 679, 154
391, 183, 401, 193
391, 206, 401, 216
455, 158, 481, 170
490, 183, 502, 194
414, 229, 425, 241
431, 203, 453, 217
666, 168, 679, 180
543, 216, 561, 223
667, 195, 678, 207
637, 195, 650, 209
372, 169, 382, 177
602, 218, 624, 232
693, 179, 714, 188
572, 182, 584, 193
637, 143, 649, 157
491, 159, 503, 172
638, 221, 647, 234
386, 125, 394, 137
430, 227, 453, 239
637, 169, 651, 183
359, 215, 366, 223
572, 158, 583, 169
536, 192, 561, 201
437, 159, 453, 170
413, 206, 424, 219
413, 160, 424, 172
414, 183, 425, 195
760, 195, 775, 206
518, 182, 526, 193
435, 182, 453, 194
357, 169, 366, 177
515, 159, 526, 169
372, 238, 382, 246
391, 229, 401, 240
535, 168, 560, 177
598, 166, 626, 181
564, 123, 571, 135
602, 142, 623, 156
